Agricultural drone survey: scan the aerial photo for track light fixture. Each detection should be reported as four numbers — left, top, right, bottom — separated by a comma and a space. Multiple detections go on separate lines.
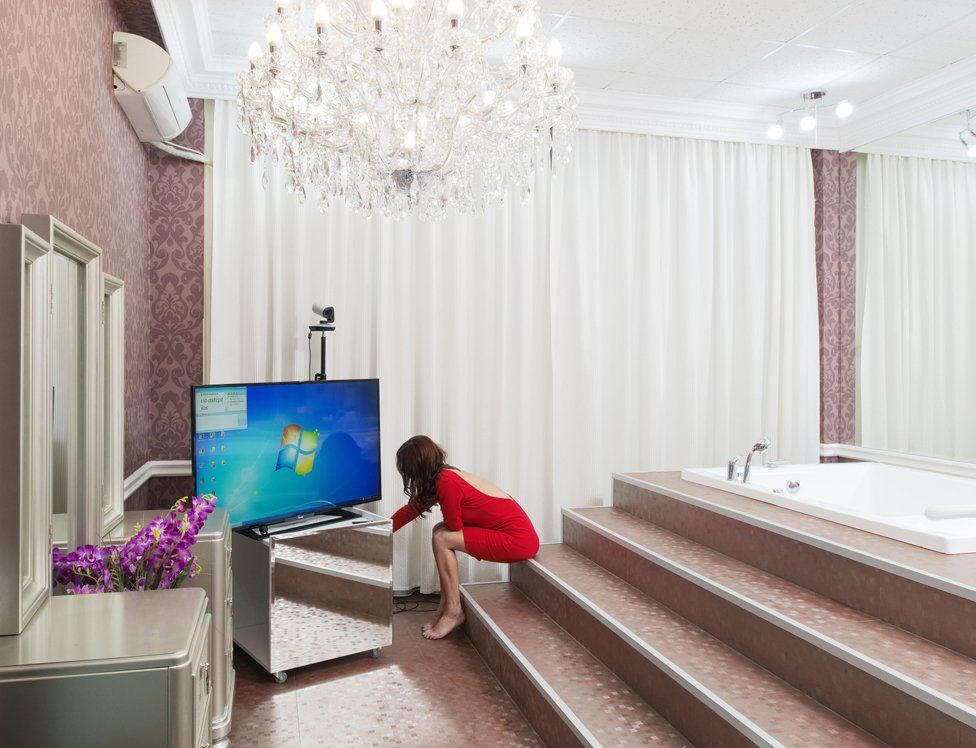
767, 90, 854, 140
959, 110, 976, 159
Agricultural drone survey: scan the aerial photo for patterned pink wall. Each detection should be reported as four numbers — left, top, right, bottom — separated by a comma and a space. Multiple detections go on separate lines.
148, 100, 206, 462
812, 150, 857, 445
0, 0, 153, 475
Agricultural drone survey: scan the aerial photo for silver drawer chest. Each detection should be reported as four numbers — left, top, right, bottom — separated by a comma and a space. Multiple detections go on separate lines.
0, 588, 212, 747
54, 507, 235, 745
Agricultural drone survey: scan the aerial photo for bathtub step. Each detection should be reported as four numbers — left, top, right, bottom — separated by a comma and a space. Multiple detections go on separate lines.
563, 506, 976, 747
461, 582, 691, 747
513, 544, 883, 747
612, 473, 976, 662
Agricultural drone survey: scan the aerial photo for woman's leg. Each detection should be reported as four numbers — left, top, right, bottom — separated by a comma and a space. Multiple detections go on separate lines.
423, 525, 467, 640
422, 523, 447, 632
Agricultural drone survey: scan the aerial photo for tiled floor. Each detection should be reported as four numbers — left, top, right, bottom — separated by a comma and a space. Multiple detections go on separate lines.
228, 603, 541, 747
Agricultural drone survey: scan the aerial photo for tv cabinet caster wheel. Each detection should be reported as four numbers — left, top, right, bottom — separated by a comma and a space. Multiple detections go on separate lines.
273, 671, 288, 684
370, 648, 380, 659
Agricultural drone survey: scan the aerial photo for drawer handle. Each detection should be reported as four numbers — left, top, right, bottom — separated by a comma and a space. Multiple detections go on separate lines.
199, 662, 211, 694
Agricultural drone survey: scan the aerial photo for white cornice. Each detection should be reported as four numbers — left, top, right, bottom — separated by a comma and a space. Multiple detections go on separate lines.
837, 55, 976, 152
154, 0, 976, 154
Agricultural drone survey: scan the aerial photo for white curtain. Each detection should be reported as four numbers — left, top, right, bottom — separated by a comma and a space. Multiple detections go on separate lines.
856, 153, 976, 460
211, 101, 820, 592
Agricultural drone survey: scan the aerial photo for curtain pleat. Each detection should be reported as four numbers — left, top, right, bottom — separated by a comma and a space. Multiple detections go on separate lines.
211, 102, 820, 592
856, 154, 976, 460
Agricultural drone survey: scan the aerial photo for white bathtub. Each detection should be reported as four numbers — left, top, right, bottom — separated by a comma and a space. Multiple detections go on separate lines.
681, 462, 976, 554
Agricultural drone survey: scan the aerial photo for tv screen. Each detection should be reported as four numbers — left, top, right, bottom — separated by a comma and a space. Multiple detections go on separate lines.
191, 379, 381, 529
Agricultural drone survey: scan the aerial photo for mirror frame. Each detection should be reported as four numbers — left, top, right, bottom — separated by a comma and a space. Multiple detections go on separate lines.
102, 274, 125, 536
0, 224, 52, 634
23, 215, 104, 549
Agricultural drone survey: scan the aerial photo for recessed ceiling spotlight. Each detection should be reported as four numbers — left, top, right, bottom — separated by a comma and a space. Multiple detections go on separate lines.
835, 99, 853, 118
799, 112, 817, 131
767, 120, 784, 140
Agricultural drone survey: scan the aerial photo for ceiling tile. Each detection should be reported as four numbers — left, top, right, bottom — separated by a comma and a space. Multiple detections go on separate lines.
568, 0, 712, 29
538, 0, 576, 14
570, 67, 627, 90
823, 54, 945, 103
697, 82, 800, 108
634, 30, 782, 82
728, 43, 878, 91
605, 73, 715, 98
892, 11, 976, 65
555, 17, 674, 72
795, 0, 975, 55
689, 0, 855, 43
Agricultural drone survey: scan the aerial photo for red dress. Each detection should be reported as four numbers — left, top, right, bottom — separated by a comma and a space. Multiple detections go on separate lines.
391, 470, 540, 563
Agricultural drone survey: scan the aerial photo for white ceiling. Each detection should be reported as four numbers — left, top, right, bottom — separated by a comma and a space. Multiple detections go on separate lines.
540, 0, 976, 108
154, 0, 976, 152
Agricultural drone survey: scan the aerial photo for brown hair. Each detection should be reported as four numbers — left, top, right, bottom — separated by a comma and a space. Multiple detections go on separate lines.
396, 435, 452, 515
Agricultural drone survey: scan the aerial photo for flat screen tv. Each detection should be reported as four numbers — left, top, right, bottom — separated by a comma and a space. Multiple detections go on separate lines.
191, 379, 381, 530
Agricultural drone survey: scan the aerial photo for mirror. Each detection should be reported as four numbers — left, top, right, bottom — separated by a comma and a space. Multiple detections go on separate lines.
51, 253, 85, 519
23, 215, 103, 549
853, 110, 976, 463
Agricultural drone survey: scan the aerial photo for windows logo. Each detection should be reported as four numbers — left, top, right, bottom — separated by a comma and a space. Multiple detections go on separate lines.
275, 424, 319, 476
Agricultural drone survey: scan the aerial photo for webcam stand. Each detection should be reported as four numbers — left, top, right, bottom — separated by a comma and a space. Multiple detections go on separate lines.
309, 319, 335, 381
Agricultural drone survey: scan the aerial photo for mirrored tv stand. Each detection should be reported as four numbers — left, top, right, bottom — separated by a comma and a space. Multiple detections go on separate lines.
232, 506, 392, 683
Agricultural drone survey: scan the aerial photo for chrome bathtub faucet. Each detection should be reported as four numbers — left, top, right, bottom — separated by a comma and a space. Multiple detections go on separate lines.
727, 456, 740, 480
742, 438, 771, 484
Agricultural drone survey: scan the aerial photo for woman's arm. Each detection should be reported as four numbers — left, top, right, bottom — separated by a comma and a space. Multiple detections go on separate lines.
391, 503, 420, 532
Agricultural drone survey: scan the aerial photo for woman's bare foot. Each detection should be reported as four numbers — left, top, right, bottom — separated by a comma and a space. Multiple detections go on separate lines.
422, 608, 465, 640
422, 599, 445, 633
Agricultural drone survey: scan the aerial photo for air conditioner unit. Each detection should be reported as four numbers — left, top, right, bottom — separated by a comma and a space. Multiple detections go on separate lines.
112, 32, 191, 142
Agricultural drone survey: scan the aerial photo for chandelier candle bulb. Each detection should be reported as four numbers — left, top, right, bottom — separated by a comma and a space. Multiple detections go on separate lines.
266, 21, 283, 50
371, 0, 388, 22
314, 3, 330, 31
448, 0, 464, 23
516, 16, 532, 40
247, 41, 262, 66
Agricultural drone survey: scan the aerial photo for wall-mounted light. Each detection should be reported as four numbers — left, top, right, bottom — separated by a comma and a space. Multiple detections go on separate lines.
799, 112, 817, 131
767, 119, 784, 140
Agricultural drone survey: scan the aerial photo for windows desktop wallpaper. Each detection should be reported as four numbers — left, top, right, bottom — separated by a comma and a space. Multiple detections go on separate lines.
193, 380, 380, 528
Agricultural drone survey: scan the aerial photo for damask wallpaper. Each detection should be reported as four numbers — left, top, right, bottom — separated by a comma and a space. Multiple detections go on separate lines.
812, 149, 857, 446
0, 0, 153, 475
148, 99, 206, 462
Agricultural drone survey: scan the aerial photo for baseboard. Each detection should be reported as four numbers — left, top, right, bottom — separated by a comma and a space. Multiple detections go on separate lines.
124, 460, 193, 500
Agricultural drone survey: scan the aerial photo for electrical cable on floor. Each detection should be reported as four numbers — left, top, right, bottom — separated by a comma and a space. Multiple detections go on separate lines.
393, 593, 441, 615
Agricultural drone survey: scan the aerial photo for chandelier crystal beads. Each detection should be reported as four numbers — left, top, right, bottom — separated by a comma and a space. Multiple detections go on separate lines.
238, 0, 578, 220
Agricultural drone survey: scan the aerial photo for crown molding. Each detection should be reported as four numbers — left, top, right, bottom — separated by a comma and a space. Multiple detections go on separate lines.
154, 0, 976, 154
837, 55, 976, 153
576, 88, 842, 148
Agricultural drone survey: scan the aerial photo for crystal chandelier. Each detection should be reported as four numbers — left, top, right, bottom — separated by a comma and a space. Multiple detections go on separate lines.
238, 0, 578, 220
